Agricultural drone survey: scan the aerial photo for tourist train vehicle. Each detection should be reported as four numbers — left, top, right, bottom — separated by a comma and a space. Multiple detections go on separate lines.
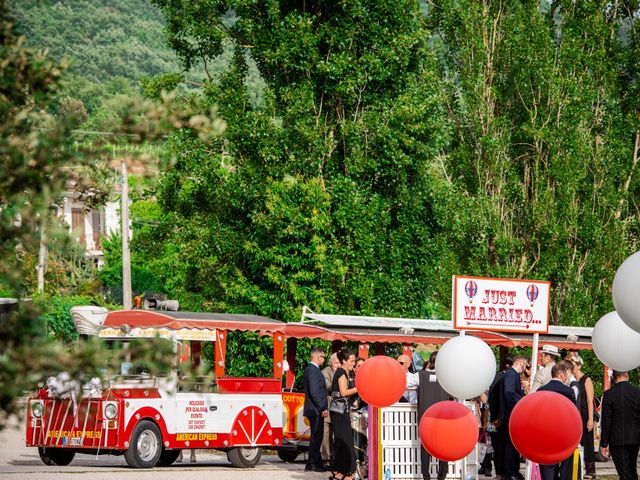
25, 303, 593, 476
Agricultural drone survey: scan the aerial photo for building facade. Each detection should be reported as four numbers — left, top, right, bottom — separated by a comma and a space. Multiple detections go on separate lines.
58, 193, 120, 266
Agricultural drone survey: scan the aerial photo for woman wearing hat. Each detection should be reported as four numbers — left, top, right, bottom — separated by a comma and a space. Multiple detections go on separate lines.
531, 345, 560, 392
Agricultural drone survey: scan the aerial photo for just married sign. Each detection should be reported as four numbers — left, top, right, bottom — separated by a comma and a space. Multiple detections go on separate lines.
452, 275, 551, 334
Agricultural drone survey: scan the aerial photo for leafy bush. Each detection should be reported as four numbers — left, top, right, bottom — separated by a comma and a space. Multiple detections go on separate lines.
98, 233, 167, 304
39, 295, 102, 343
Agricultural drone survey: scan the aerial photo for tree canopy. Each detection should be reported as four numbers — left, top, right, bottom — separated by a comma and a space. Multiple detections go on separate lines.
4, 0, 640, 396
8, 0, 267, 127
0, 0, 224, 424
129, 0, 450, 323
120, 0, 640, 331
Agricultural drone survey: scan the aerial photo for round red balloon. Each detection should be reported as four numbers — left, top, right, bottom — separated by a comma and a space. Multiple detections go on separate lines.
419, 401, 477, 462
509, 391, 582, 464
355, 356, 406, 408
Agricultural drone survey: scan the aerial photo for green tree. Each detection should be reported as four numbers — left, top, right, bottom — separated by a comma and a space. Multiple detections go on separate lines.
428, 0, 640, 325
0, 0, 224, 425
142, 0, 450, 335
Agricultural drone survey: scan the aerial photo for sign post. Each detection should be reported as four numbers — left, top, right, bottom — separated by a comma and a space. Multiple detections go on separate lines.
452, 276, 551, 480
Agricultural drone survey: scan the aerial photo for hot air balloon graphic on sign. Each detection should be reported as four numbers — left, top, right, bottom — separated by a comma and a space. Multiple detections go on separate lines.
526, 284, 539, 307
465, 280, 478, 303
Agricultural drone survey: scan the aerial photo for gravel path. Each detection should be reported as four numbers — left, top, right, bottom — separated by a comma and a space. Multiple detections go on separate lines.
0, 415, 320, 480
0, 413, 624, 480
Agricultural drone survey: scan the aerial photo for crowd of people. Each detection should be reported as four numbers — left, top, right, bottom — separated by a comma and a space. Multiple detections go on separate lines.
303, 347, 366, 480
302, 347, 452, 480
480, 347, 597, 480
480, 346, 640, 480
302, 344, 640, 480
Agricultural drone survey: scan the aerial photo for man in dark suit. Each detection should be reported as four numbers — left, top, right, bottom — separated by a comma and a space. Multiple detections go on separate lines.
502, 354, 528, 480
418, 351, 451, 480
487, 356, 513, 480
601, 370, 640, 480
538, 362, 580, 480
303, 347, 329, 472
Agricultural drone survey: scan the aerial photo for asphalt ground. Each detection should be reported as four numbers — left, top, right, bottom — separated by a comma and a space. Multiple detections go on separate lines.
0, 413, 625, 480
0, 414, 321, 480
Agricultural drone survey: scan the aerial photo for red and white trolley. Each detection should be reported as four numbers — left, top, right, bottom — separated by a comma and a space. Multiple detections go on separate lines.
26, 304, 593, 474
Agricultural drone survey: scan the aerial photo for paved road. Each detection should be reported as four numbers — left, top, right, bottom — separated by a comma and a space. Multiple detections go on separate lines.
0, 416, 319, 480
0, 414, 624, 480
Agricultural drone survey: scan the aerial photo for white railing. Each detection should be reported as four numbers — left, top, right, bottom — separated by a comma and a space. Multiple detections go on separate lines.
377, 403, 478, 480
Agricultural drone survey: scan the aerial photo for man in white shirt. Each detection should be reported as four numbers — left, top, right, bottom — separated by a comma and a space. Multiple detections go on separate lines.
397, 354, 419, 404
531, 344, 560, 392
320, 352, 340, 466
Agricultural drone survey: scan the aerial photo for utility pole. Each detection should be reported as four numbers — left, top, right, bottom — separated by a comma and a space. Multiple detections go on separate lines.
36, 216, 47, 294
121, 160, 132, 309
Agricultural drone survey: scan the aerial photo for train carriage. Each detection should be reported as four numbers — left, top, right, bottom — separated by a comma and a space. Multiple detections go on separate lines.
26, 304, 594, 472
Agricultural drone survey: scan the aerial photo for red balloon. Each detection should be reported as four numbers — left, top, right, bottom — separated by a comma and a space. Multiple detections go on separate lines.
355, 356, 406, 408
419, 401, 477, 462
509, 391, 582, 464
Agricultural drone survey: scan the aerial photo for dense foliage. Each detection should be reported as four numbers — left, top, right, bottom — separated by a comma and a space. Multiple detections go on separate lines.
428, 0, 640, 326
9, 0, 264, 127
141, 0, 450, 327
0, 0, 107, 422
0, 0, 224, 425
134, 0, 640, 333
13, 0, 181, 84
9, 0, 193, 118
6, 0, 640, 387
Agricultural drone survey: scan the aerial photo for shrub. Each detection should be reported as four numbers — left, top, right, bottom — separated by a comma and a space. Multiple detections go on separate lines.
39, 295, 101, 343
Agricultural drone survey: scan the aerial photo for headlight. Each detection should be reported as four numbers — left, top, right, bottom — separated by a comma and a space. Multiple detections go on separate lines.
104, 403, 118, 419
31, 402, 43, 418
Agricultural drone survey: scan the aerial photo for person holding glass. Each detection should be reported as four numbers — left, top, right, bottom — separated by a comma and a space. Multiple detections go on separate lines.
329, 348, 358, 480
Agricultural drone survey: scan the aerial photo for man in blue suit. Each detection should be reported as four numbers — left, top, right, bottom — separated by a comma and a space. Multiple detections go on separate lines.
501, 355, 528, 480
303, 347, 329, 472
538, 362, 580, 480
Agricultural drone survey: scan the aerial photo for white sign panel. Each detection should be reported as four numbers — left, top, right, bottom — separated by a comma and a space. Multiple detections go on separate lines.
98, 327, 216, 341
453, 275, 550, 334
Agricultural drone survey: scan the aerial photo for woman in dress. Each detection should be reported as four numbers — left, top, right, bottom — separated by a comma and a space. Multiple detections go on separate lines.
330, 348, 358, 480
570, 354, 596, 479
351, 357, 368, 478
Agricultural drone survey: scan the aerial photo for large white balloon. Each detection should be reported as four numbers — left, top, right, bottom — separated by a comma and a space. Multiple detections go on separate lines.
613, 252, 640, 333
435, 335, 496, 400
592, 311, 640, 371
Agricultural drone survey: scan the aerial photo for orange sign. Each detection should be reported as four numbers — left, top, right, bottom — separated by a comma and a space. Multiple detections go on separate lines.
282, 392, 308, 440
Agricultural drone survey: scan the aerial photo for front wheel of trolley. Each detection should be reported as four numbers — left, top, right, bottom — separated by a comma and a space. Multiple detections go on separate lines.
227, 446, 262, 468
38, 447, 75, 466
124, 420, 163, 468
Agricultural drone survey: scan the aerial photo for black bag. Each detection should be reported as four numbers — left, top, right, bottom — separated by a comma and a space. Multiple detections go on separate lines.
329, 395, 348, 415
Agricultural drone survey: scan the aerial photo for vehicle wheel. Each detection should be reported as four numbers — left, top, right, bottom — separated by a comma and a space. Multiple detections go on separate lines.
277, 448, 299, 463
227, 446, 262, 468
156, 449, 181, 466
124, 420, 162, 468
38, 447, 75, 466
